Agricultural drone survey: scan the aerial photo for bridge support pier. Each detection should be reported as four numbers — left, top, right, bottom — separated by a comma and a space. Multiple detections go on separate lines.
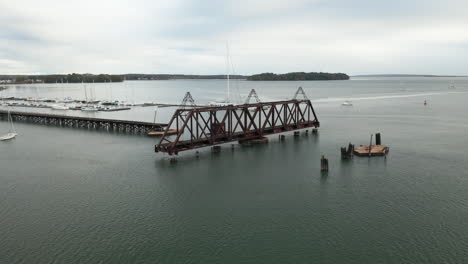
239, 136, 269, 145
212, 146, 221, 153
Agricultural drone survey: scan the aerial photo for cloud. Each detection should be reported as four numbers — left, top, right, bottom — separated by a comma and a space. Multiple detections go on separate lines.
1, 0, 468, 75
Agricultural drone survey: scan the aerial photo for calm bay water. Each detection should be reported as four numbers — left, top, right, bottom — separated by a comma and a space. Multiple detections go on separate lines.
1, 78, 468, 263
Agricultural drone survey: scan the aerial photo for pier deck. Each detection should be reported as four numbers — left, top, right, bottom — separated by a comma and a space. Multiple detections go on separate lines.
0, 110, 167, 133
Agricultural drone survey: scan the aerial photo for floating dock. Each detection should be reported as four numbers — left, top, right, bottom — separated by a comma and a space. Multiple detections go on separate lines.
353, 145, 389, 157
147, 129, 178, 136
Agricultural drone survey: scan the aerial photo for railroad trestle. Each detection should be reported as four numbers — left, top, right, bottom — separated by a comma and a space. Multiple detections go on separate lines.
155, 99, 319, 155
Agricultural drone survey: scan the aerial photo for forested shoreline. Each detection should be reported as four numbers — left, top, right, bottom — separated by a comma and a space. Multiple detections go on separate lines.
0, 72, 349, 84
247, 72, 350, 81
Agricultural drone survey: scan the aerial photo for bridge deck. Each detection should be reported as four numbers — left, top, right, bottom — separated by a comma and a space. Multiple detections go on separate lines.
0, 110, 167, 133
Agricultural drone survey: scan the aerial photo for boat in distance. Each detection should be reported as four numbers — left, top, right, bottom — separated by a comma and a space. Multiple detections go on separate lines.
1, 109, 18, 141
51, 104, 69, 110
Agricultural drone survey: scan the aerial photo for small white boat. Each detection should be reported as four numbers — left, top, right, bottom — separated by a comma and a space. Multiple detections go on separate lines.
51, 104, 69, 110
59, 97, 74, 103
0, 109, 17, 141
81, 106, 99, 112
341, 101, 353, 106
36, 97, 49, 102
0, 132, 17, 141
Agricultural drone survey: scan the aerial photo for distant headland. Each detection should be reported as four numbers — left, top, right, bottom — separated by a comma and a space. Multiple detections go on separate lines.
247, 72, 350, 81
0, 71, 350, 84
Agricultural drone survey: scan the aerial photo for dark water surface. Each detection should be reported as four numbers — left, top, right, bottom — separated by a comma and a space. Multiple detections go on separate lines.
1, 78, 468, 263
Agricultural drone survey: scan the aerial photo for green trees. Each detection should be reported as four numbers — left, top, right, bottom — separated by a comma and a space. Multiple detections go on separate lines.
247, 72, 349, 81
41, 73, 123, 83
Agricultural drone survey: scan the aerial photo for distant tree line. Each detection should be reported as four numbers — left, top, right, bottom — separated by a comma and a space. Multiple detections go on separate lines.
42, 74, 123, 83
0, 73, 123, 84
247, 72, 350, 81
0, 72, 350, 84
123, 74, 247, 80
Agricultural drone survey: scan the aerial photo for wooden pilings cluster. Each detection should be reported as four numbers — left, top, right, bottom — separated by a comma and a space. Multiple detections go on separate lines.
341, 143, 354, 159
212, 146, 222, 153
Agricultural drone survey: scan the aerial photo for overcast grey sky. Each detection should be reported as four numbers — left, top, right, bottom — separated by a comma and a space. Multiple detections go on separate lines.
1, 0, 468, 75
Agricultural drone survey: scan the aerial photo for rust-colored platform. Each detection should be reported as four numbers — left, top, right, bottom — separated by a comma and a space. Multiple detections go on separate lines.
147, 129, 178, 136
353, 145, 389, 157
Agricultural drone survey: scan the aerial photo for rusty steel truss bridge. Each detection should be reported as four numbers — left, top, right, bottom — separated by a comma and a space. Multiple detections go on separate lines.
155, 98, 319, 155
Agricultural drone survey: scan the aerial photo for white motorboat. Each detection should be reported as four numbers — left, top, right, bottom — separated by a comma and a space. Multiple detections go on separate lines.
81, 106, 99, 112
342, 101, 353, 106
51, 104, 69, 110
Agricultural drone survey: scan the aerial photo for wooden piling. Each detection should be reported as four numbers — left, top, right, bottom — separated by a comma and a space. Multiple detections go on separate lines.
212, 146, 221, 153
376, 133, 381, 145
341, 143, 354, 159
368, 134, 373, 157
321, 155, 329, 172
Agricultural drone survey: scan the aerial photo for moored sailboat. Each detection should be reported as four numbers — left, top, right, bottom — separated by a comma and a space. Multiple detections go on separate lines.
0, 109, 18, 141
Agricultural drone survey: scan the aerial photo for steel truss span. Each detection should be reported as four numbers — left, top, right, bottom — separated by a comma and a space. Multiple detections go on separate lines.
155, 99, 319, 155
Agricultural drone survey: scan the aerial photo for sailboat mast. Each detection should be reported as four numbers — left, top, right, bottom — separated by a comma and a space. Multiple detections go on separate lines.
226, 42, 230, 103
10, 111, 16, 133
7, 108, 15, 133
109, 79, 113, 102
92, 80, 95, 101
7, 109, 11, 131
83, 81, 88, 103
